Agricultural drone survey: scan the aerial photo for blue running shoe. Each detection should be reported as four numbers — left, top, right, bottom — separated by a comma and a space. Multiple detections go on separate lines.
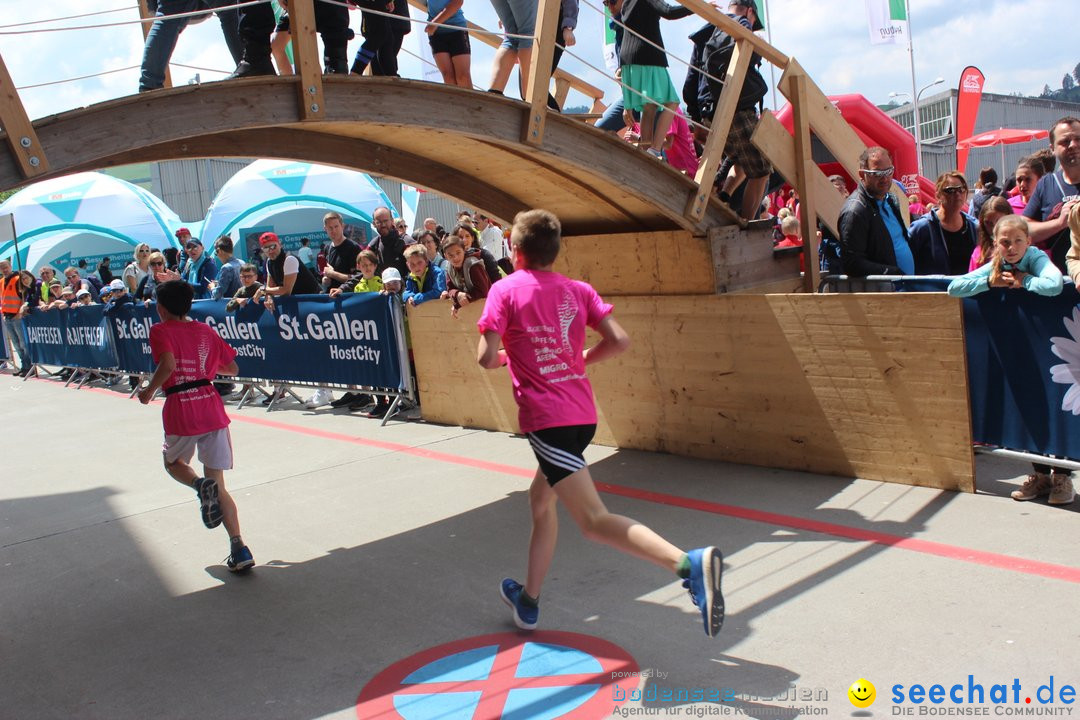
499, 578, 539, 630
194, 477, 223, 529
226, 545, 255, 573
685, 547, 724, 637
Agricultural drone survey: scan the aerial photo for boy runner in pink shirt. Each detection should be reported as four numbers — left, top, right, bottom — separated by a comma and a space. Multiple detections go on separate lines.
476, 209, 725, 637
138, 280, 254, 572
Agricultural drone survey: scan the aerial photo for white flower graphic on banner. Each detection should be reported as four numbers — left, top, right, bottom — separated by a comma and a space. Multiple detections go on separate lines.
1050, 307, 1080, 415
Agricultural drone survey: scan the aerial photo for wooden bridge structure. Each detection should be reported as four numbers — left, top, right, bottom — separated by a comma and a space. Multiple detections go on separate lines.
0, 0, 974, 491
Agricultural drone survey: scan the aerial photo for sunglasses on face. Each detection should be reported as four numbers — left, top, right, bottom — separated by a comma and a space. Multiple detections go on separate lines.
941, 186, 966, 195
262, 244, 280, 251
861, 167, 894, 179
150, 261, 165, 267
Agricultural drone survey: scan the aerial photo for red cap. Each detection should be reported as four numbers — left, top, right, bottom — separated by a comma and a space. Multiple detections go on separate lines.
175, 227, 191, 237
259, 232, 280, 246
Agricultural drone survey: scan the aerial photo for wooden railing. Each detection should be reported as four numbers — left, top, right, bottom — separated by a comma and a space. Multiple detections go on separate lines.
0, 0, 898, 292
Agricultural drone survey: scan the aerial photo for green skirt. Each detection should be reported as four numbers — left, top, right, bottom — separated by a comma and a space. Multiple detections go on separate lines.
621, 64, 679, 111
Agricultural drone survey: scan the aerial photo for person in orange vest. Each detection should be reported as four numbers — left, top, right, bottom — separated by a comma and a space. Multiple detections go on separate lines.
1, 258, 31, 375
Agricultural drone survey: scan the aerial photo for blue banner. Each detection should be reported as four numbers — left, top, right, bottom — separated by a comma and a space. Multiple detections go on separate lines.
22, 305, 117, 369
106, 302, 158, 374
964, 286, 1080, 461
187, 293, 404, 388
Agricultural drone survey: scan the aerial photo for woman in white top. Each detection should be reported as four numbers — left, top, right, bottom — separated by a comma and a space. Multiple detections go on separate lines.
122, 243, 152, 294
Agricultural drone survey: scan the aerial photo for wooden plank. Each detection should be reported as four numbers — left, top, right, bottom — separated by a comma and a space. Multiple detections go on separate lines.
553, 77, 571, 110
0, 53, 48, 179
668, 0, 788, 68
137, 0, 172, 89
410, 293, 974, 491
752, 113, 844, 238
554, 230, 713, 295
288, 0, 325, 121
709, 224, 800, 293
788, 67, 819, 293
777, 62, 864, 181
522, 0, 562, 145
687, 38, 752, 222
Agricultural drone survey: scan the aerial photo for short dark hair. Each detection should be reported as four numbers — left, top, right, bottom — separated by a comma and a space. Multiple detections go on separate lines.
214, 235, 233, 253
239, 263, 258, 275
301, 237, 309, 246
1050, 116, 1080, 145
511, 209, 561, 266
858, 146, 892, 170
156, 280, 194, 317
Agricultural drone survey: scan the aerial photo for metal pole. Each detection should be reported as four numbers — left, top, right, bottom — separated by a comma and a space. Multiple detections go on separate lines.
762, 0, 777, 109
905, 0, 922, 177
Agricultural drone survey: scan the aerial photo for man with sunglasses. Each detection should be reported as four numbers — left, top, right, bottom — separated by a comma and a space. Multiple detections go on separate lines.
838, 146, 914, 277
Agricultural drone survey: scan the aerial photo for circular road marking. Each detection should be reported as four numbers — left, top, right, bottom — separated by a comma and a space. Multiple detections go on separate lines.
356, 631, 639, 720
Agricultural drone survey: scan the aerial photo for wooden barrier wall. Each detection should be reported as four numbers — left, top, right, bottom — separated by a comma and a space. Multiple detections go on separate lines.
409, 292, 975, 492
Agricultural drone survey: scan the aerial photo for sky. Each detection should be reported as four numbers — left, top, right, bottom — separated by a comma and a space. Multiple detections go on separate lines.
0, 0, 1075, 124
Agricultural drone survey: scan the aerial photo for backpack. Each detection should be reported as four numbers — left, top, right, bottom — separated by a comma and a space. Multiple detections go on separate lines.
699, 17, 768, 117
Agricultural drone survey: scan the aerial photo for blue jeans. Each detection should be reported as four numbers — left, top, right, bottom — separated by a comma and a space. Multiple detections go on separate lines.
2, 315, 29, 369
488, 0, 536, 50
140, 0, 242, 91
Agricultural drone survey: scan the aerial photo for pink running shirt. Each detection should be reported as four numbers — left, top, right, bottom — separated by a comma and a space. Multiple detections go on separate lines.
150, 319, 237, 436
477, 270, 613, 434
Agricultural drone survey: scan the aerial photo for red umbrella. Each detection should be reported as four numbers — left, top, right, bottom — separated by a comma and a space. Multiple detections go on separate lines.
956, 128, 1050, 174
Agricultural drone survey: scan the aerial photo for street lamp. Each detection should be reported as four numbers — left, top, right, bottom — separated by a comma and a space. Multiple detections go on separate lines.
912, 77, 944, 177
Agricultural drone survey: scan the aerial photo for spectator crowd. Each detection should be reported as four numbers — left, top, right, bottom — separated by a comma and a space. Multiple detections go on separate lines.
0, 206, 511, 416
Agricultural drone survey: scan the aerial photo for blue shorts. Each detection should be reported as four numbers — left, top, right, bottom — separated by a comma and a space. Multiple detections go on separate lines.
526, 424, 596, 485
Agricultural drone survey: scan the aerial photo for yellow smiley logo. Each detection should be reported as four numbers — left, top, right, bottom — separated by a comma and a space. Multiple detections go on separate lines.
848, 678, 876, 708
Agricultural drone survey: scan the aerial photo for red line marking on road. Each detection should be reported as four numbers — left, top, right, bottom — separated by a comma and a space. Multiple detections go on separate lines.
49, 379, 1080, 585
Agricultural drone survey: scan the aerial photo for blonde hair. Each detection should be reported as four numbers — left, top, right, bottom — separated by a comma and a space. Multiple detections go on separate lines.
132, 243, 150, 261
777, 207, 793, 220
989, 215, 1031, 286
403, 243, 427, 260
780, 216, 800, 236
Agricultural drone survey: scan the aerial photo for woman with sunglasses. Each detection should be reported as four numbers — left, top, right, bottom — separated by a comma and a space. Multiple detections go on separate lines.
123, 243, 153, 294
909, 170, 977, 276
135, 252, 170, 301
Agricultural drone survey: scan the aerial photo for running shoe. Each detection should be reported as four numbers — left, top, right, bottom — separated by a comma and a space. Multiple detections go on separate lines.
685, 546, 724, 637
499, 578, 538, 630
226, 545, 255, 572
194, 477, 223, 529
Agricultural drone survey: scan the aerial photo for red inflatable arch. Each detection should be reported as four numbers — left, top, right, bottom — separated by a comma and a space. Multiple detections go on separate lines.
773, 93, 936, 204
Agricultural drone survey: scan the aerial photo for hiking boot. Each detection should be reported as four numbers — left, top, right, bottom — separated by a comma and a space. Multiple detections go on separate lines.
499, 578, 538, 630
1011, 472, 1052, 501
194, 477, 223, 529
226, 545, 255, 573
1048, 474, 1075, 505
685, 546, 724, 637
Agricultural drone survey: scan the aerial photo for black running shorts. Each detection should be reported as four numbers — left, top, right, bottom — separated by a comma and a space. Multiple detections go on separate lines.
428, 29, 471, 57
526, 424, 597, 486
